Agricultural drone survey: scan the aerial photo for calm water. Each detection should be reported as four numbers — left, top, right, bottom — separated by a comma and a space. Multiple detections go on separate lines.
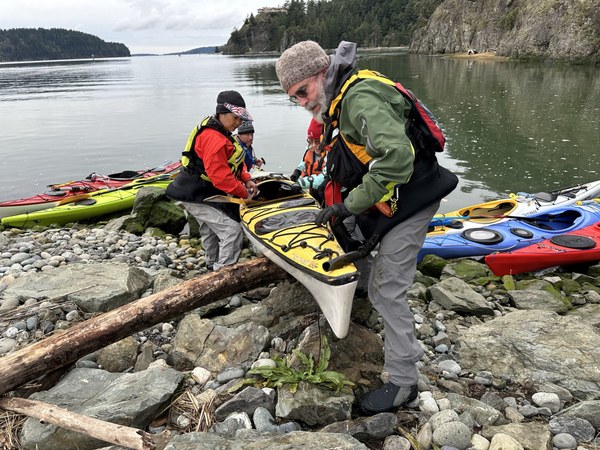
1, 53, 599, 213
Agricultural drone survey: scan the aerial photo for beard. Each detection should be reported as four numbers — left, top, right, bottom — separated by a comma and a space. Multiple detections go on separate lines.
305, 78, 328, 124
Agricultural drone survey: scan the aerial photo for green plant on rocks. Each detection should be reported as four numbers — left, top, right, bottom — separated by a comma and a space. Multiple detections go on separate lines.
247, 336, 354, 394
502, 274, 516, 291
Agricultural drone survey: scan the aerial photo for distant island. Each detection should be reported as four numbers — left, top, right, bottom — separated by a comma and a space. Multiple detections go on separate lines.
0, 28, 130, 62
165, 46, 218, 56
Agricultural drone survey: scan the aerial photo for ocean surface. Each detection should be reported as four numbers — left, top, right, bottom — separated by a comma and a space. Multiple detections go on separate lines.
1, 52, 599, 213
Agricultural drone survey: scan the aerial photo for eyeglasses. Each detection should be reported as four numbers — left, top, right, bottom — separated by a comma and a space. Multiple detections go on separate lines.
289, 84, 309, 104
307, 139, 320, 145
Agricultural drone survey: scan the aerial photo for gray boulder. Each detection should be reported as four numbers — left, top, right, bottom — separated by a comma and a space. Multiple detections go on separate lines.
1, 263, 150, 312
20, 364, 183, 450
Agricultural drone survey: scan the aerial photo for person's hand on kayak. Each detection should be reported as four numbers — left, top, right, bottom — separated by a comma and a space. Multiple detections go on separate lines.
245, 180, 259, 199
289, 168, 302, 182
315, 203, 351, 225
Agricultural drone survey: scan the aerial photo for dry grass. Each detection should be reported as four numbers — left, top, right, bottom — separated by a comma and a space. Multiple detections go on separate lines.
0, 409, 26, 450
168, 388, 217, 433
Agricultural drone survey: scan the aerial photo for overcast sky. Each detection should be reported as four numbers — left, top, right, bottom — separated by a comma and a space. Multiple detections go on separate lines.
1, 0, 285, 54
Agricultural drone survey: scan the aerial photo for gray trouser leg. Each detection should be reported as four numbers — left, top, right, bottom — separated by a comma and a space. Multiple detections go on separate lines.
368, 202, 439, 386
198, 221, 219, 266
182, 202, 243, 270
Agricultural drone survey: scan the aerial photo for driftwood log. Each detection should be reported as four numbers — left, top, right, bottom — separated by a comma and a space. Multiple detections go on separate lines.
0, 396, 166, 450
0, 257, 287, 396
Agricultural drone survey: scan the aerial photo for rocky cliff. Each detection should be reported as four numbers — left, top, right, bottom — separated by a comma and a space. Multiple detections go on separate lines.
409, 0, 600, 62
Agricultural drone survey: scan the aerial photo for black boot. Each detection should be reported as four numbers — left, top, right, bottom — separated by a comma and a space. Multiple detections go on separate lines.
359, 382, 418, 415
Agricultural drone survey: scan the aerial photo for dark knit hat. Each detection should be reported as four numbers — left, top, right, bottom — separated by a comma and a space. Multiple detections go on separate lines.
216, 90, 253, 121
237, 120, 255, 134
275, 41, 330, 92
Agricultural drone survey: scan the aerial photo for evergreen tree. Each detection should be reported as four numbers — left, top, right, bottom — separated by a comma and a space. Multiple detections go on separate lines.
0, 28, 130, 62
221, 0, 444, 54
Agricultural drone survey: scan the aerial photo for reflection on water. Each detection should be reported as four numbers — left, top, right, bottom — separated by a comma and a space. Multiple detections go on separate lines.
355, 54, 600, 210
0, 53, 598, 213
0, 59, 133, 101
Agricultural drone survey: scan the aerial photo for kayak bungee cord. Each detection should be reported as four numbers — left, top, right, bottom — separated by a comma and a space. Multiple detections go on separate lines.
268, 226, 340, 260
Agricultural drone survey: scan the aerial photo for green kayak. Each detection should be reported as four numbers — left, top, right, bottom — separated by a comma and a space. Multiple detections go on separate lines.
1, 174, 174, 228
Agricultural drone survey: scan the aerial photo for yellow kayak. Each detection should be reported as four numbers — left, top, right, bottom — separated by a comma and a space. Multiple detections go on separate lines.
237, 179, 359, 339
429, 179, 600, 236
2, 173, 175, 228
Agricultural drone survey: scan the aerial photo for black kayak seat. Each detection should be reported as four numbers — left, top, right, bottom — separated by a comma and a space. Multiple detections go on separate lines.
73, 198, 97, 206
85, 170, 142, 181
44, 190, 67, 197
549, 234, 596, 249
106, 170, 142, 180
533, 191, 559, 202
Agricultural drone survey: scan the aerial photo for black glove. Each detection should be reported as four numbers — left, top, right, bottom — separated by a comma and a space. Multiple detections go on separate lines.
290, 182, 303, 194
290, 168, 302, 182
315, 203, 351, 226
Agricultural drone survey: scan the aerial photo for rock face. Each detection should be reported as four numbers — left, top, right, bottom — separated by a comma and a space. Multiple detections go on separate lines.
410, 0, 600, 62
456, 310, 600, 400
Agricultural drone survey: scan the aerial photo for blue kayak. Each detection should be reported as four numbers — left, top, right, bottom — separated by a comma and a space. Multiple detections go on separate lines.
418, 203, 600, 262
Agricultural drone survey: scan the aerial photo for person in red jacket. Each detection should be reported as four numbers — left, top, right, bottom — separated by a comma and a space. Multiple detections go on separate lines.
166, 90, 258, 270
290, 118, 327, 204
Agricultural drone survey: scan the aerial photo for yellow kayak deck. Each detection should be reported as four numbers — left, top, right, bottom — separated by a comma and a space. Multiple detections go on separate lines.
239, 180, 359, 338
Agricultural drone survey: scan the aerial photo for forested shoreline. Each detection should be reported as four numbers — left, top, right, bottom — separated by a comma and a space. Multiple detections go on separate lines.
221, 0, 442, 54
0, 28, 130, 62
221, 0, 599, 64
2, 0, 597, 64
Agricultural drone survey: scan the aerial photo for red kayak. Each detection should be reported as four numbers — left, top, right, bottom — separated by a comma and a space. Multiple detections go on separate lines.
485, 221, 600, 275
0, 160, 181, 219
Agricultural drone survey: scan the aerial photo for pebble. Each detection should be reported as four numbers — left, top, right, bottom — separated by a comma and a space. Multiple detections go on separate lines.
216, 366, 245, 384
228, 295, 242, 307
3, 327, 19, 339
253, 406, 278, 432
277, 421, 301, 433
517, 404, 539, 417
429, 409, 459, 431
191, 367, 211, 387
0, 227, 202, 283
552, 433, 577, 449
432, 421, 472, 450
251, 358, 277, 370
532, 392, 561, 413
0, 338, 18, 355
419, 392, 440, 414
470, 434, 491, 450
490, 432, 523, 450
384, 435, 412, 450
438, 359, 461, 375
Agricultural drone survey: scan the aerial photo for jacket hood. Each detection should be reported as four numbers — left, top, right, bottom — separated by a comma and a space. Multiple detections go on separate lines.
324, 41, 358, 109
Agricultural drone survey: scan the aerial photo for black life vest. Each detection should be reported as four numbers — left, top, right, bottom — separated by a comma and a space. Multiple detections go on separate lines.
322, 70, 458, 241
165, 116, 245, 221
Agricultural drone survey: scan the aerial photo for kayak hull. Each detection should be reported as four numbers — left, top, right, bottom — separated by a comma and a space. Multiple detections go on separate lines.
0, 161, 181, 219
485, 222, 600, 275
419, 203, 600, 262
240, 180, 359, 338
429, 180, 600, 236
1, 175, 174, 227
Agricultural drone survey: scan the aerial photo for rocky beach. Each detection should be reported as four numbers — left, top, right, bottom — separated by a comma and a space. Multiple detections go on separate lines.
1, 193, 600, 450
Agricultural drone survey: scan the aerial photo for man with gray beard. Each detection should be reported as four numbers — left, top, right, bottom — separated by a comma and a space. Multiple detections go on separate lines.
275, 40, 457, 415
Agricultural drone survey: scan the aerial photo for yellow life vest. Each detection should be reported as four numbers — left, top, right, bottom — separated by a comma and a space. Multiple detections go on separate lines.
325, 70, 415, 203
181, 116, 246, 182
